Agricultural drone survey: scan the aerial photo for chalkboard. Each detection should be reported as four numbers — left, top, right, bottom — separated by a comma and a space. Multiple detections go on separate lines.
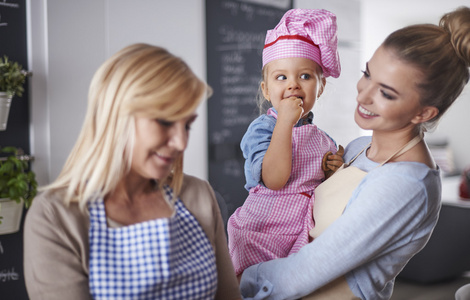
206, 0, 292, 224
0, 0, 30, 299
0, 0, 29, 150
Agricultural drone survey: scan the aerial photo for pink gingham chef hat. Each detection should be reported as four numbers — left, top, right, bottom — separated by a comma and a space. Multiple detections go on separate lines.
262, 9, 341, 78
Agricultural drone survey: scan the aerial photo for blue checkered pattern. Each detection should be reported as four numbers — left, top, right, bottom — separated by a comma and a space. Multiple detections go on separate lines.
88, 185, 218, 299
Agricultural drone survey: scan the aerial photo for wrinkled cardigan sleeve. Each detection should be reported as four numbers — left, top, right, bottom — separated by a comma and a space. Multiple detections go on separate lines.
23, 189, 92, 300
179, 174, 241, 300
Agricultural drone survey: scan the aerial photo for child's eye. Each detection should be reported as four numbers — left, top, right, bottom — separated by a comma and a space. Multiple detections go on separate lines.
300, 74, 311, 80
276, 75, 287, 80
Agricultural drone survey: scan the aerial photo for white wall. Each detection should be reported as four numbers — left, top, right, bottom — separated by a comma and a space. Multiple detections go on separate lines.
28, 0, 470, 186
294, 0, 362, 148
29, 0, 208, 185
361, 0, 470, 170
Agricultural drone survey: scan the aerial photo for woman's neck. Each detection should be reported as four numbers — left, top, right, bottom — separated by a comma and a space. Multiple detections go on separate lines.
367, 128, 421, 163
112, 178, 156, 202
104, 174, 173, 225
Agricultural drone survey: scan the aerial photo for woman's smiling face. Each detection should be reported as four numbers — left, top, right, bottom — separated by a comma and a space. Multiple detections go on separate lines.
130, 113, 197, 181
355, 46, 426, 133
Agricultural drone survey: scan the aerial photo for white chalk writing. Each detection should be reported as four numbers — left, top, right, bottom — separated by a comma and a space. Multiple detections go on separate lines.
0, 0, 20, 9
0, 0, 20, 27
222, 0, 290, 20
0, 267, 19, 282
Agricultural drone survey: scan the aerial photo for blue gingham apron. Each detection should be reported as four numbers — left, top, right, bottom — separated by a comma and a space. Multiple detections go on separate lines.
88, 186, 218, 300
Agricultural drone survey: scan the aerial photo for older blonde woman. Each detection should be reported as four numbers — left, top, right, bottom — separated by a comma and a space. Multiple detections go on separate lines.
24, 44, 241, 300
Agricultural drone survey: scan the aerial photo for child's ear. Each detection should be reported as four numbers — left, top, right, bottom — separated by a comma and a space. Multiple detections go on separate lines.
317, 77, 327, 98
261, 81, 270, 101
411, 106, 439, 124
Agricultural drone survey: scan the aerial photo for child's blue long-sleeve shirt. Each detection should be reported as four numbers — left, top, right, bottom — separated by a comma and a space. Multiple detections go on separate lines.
241, 109, 315, 191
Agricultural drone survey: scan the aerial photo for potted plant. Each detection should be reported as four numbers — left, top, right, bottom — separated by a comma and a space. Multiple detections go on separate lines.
0, 56, 27, 131
0, 146, 37, 234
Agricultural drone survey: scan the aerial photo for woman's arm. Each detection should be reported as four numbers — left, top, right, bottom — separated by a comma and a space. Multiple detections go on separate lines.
23, 192, 92, 300
240, 165, 440, 299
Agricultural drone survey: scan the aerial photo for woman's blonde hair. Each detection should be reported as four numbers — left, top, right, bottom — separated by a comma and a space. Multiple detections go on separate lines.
44, 43, 210, 208
382, 6, 470, 131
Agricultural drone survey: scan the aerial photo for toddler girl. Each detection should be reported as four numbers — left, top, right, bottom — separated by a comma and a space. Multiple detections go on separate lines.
227, 8, 343, 277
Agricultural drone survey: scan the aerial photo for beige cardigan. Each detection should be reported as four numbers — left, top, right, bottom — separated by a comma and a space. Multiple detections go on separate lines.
24, 174, 241, 300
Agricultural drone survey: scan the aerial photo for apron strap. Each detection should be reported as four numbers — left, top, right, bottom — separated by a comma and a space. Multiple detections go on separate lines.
346, 133, 424, 168
379, 132, 424, 166
344, 143, 369, 167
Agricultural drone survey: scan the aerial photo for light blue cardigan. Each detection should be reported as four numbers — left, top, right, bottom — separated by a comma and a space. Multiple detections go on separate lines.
240, 136, 441, 300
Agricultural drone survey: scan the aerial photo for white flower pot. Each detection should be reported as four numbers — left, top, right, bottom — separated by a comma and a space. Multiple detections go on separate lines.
0, 198, 24, 235
0, 92, 12, 131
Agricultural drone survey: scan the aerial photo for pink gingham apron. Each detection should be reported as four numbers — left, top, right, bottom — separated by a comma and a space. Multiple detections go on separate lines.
228, 109, 337, 275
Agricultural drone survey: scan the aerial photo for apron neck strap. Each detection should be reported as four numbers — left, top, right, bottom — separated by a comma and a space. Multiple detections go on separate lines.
345, 143, 369, 167
379, 132, 424, 166
345, 132, 424, 168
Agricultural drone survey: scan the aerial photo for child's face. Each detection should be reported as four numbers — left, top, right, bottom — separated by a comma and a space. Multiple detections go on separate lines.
261, 57, 325, 118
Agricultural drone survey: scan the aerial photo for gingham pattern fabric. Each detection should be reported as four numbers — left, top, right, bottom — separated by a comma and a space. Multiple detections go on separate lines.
88, 185, 217, 300
227, 109, 337, 275
262, 8, 341, 78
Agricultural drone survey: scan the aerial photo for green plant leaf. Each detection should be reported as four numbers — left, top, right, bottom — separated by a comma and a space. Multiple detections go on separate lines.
0, 56, 27, 97
0, 146, 37, 207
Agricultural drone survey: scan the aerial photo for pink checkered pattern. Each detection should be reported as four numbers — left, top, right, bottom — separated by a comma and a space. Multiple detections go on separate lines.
262, 8, 341, 78
227, 109, 338, 275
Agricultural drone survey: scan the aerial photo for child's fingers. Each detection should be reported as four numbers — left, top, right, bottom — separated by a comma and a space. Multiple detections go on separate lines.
326, 159, 343, 171
321, 151, 332, 171
325, 145, 344, 172
336, 145, 344, 156
327, 154, 343, 162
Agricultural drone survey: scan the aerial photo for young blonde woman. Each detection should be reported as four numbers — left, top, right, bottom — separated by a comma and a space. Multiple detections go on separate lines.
240, 6, 470, 300
24, 44, 241, 300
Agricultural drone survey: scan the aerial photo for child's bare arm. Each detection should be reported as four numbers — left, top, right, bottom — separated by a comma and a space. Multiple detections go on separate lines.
261, 97, 303, 190
261, 120, 293, 190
